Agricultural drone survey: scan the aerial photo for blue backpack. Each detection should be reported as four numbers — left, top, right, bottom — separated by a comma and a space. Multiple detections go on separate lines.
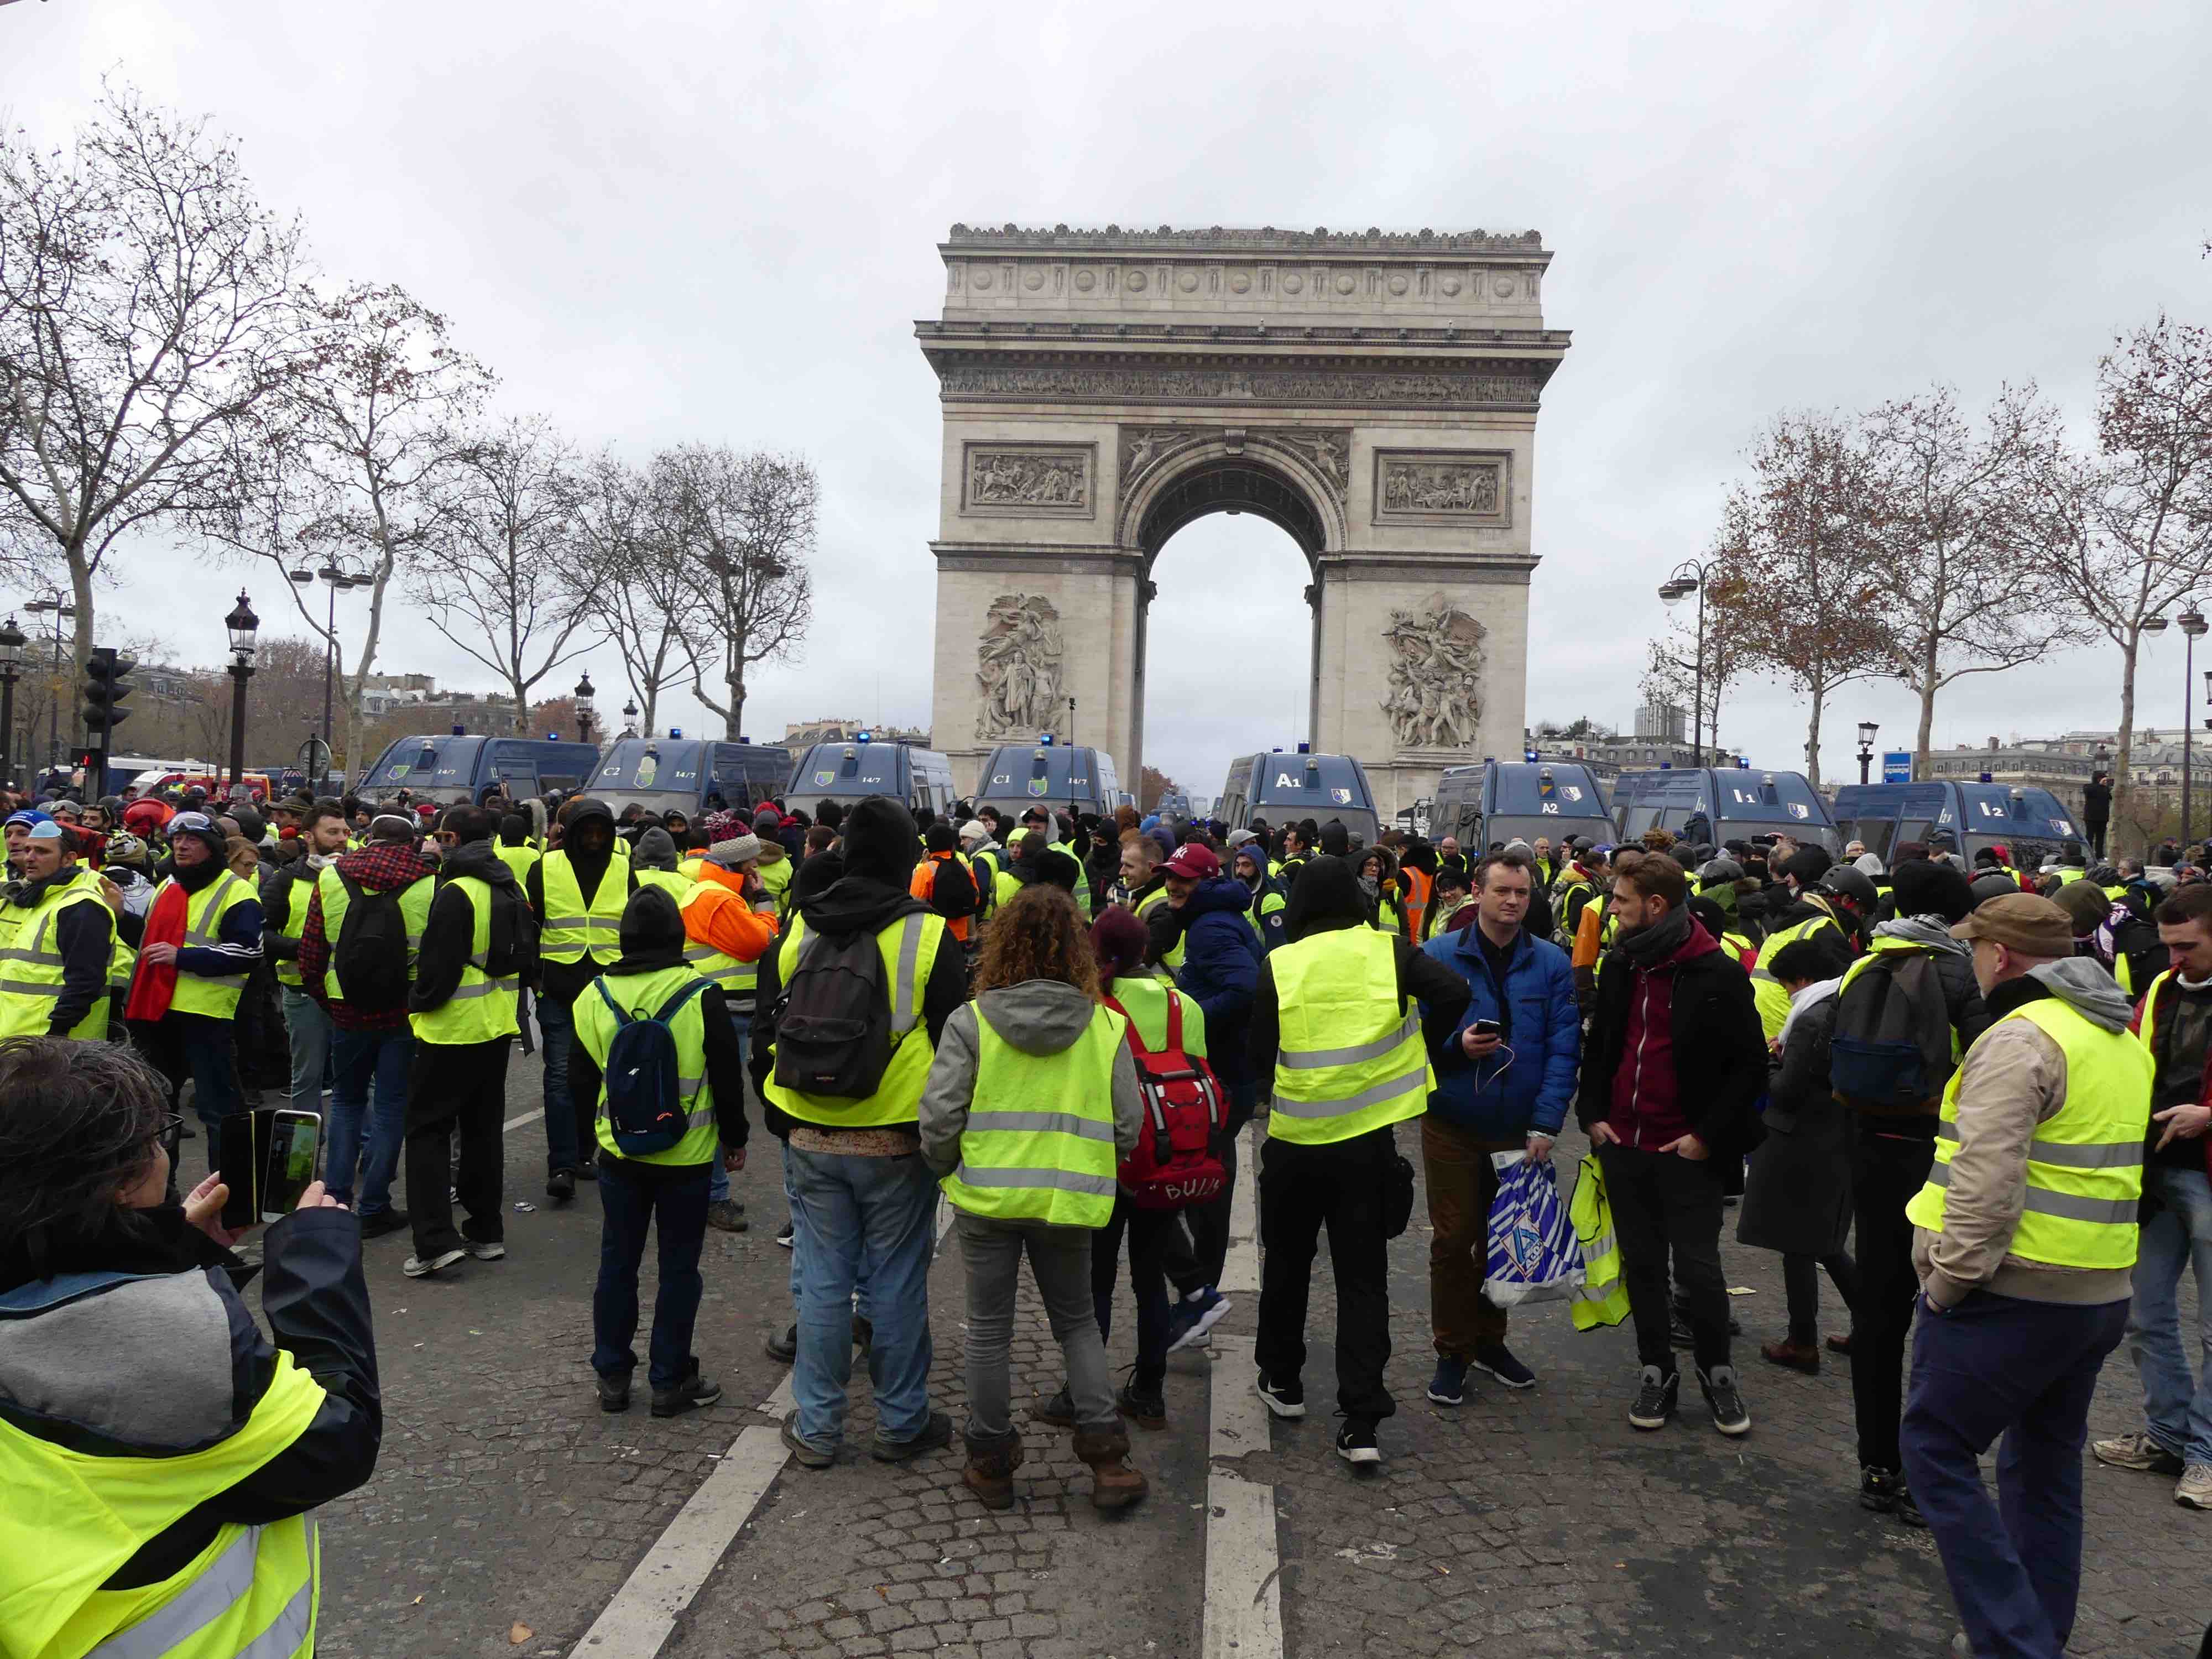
594, 977, 711, 1155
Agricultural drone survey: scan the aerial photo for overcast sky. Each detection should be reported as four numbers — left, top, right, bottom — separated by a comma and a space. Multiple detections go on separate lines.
8, 2, 2211, 795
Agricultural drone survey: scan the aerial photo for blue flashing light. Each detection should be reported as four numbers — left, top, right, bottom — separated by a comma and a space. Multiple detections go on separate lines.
1979, 771, 1992, 784
669, 727, 682, 739
452, 724, 465, 737
1039, 732, 1055, 745
1660, 761, 1673, 770
1296, 742, 1311, 754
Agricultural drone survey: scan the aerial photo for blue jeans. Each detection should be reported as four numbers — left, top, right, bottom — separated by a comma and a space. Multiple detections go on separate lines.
280, 987, 331, 1115
539, 993, 581, 1175
709, 1014, 750, 1205
593, 1160, 710, 1389
782, 1142, 936, 1446
1900, 1288, 2128, 1659
2127, 1164, 2212, 1467
325, 1027, 413, 1219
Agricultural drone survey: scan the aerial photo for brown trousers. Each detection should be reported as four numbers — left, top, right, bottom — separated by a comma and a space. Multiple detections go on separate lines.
1422, 1115, 1520, 1357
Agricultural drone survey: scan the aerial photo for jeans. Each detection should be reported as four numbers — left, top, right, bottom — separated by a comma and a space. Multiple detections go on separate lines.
1901, 1290, 2128, 1659
709, 1014, 750, 1206
2127, 1164, 2212, 1467
782, 1142, 937, 1446
404, 1037, 509, 1259
324, 1027, 413, 1219
1255, 1127, 1397, 1422
132, 1012, 244, 1170
1853, 1130, 1937, 1470
1783, 1251, 1862, 1348
280, 987, 332, 1115
961, 1210, 1115, 1437
1092, 1198, 1177, 1386
538, 993, 583, 1175
1422, 1116, 1515, 1357
593, 1160, 711, 1389
1601, 1142, 1730, 1373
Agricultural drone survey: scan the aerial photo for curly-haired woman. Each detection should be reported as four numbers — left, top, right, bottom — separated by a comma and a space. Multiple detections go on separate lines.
919, 884, 1146, 1511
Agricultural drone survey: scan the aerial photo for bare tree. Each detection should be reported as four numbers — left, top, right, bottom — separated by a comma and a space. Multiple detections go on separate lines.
415, 415, 593, 729
568, 449, 696, 735
2036, 315, 2212, 852
0, 86, 313, 703
1718, 411, 1898, 785
666, 446, 817, 738
1864, 383, 2089, 771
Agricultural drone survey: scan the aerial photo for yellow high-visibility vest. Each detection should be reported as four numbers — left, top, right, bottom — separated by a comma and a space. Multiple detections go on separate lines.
761, 912, 945, 1129
940, 1000, 1123, 1228
635, 867, 692, 899
0, 868, 115, 1040
1267, 926, 1432, 1146
573, 963, 721, 1167
312, 866, 434, 1006
493, 842, 540, 885
676, 883, 758, 1003
269, 867, 313, 989
408, 876, 520, 1046
1568, 1151, 1632, 1330
539, 847, 629, 964
1751, 912, 1845, 1040
155, 873, 258, 1021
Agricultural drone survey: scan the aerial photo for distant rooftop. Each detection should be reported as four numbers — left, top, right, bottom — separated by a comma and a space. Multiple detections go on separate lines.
943, 223, 1547, 254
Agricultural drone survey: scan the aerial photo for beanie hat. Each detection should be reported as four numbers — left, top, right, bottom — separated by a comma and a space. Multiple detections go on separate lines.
841, 796, 920, 886
709, 832, 763, 867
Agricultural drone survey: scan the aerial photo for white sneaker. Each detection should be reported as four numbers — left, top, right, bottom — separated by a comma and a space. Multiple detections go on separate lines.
2177, 1463, 2212, 1510
464, 1240, 506, 1261
403, 1247, 466, 1278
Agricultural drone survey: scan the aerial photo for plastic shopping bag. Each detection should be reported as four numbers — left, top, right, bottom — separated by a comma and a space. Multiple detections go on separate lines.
1481, 1151, 1585, 1310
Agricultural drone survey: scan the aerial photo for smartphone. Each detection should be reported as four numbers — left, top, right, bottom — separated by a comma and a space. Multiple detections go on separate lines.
219, 1111, 262, 1230
261, 1110, 322, 1222
1472, 1019, 1501, 1038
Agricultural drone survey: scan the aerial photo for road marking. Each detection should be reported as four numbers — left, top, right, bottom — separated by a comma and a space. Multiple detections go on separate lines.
1202, 1125, 1284, 1659
566, 1422, 790, 1659
503, 1108, 544, 1132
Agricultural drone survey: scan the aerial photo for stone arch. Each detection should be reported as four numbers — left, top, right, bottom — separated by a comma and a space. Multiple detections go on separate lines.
1116, 435, 1348, 564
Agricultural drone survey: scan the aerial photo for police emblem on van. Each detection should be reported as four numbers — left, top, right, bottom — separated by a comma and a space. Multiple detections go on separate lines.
813, 770, 833, 786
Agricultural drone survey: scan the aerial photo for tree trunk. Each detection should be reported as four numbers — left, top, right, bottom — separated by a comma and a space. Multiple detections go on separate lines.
1914, 632, 1939, 775
1803, 683, 1825, 788
640, 690, 657, 737
724, 673, 745, 742
68, 548, 97, 759
2114, 635, 2141, 855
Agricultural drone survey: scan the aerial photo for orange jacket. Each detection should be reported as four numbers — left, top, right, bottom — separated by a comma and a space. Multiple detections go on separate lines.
681, 878, 778, 963
910, 853, 970, 943
1399, 867, 1433, 941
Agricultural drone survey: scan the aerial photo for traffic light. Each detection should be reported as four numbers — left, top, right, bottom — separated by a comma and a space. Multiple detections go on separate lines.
81, 648, 133, 734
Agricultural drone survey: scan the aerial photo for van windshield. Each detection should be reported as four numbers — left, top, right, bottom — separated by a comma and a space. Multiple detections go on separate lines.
589, 740, 708, 815
977, 747, 1105, 808
786, 743, 909, 813
363, 736, 484, 799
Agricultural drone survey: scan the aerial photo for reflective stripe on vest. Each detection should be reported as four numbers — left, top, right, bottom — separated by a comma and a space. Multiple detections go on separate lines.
1567, 1150, 1631, 1331
675, 884, 758, 1000
574, 962, 721, 1166
409, 877, 520, 1046
0, 873, 113, 1040
940, 1001, 1123, 1227
313, 866, 435, 1006
1904, 994, 2152, 1267
1751, 914, 1841, 1040
761, 911, 947, 1129
1267, 926, 1433, 1145
272, 868, 312, 988
539, 848, 629, 964
161, 874, 256, 1021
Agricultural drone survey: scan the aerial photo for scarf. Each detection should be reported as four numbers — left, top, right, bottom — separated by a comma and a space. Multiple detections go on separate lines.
1776, 975, 1843, 1047
1872, 914, 1971, 959
1615, 900, 1694, 969
124, 877, 189, 1022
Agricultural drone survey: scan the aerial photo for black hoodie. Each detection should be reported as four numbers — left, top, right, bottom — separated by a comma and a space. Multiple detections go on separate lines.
411, 837, 538, 1018
746, 797, 967, 1140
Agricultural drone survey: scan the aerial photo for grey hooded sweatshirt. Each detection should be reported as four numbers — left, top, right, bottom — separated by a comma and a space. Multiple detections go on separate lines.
1913, 956, 2147, 1310
920, 980, 1142, 1212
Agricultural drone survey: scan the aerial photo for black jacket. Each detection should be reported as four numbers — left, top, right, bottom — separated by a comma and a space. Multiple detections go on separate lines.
413, 839, 536, 1016
1574, 932, 1768, 1162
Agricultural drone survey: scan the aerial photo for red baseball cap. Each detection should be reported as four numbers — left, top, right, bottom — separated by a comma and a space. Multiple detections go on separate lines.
1161, 843, 1219, 881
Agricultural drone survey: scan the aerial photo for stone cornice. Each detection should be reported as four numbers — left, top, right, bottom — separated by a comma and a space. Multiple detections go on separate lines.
916, 346, 1562, 410
941, 224, 1548, 259
917, 320, 1570, 352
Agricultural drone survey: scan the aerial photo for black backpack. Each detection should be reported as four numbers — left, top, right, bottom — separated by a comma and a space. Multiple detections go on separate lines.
1829, 948, 1957, 1110
927, 855, 979, 921
594, 978, 711, 1155
773, 916, 923, 1098
332, 873, 412, 1012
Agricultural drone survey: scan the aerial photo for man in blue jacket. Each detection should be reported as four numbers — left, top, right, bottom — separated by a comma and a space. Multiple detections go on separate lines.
1419, 848, 1580, 1403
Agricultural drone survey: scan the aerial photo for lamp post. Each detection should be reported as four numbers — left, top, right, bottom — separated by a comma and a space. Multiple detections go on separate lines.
24, 591, 76, 769
1857, 719, 1880, 785
224, 591, 260, 789
289, 558, 369, 763
1658, 560, 1709, 766
622, 698, 639, 739
2182, 608, 2208, 848
0, 615, 23, 787
574, 672, 596, 747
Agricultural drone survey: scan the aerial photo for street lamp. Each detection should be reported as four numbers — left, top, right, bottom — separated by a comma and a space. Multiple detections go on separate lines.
1856, 719, 1880, 786
574, 671, 596, 746
0, 615, 24, 787
1658, 561, 1708, 766
24, 592, 76, 770
2182, 608, 2209, 848
622, 698, 639, 739
289, 557, 370, 770
224, 591, 259, 790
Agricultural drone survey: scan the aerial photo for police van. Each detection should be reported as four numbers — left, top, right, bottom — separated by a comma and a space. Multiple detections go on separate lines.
358, 734, 601, 806
1431, 759, 1612, 852
1215, 749, 1383, 848
1612, 765, 1842, 854
975, 739, 1121, 821
588, 737, 791, 819
785, 734, 958, 822
1829, 779, 2079, 870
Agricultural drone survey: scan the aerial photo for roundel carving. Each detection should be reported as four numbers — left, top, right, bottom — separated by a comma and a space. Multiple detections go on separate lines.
1230, 273, 1251, 294
1177, 270, 1199, 293
1074, 269, 1095, 291
1388, 274, 1409, 295
972, 268, 994, 290
1441, 275, 1461, 296
1024, 269, 1045, 291
1283, 274, 1304, 294
1127, 269, 1147, 291
1335, 273, 1357, 294
1494, 276, 1515, 298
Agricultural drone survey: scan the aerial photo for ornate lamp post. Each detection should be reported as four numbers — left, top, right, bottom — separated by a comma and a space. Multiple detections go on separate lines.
1857, 719, 1880, 785
622, 698, 639, 739
2182, 607, 2207, 848
224, 591, 260, 789
0, 615, 24, 786
24, 591, 76, 768
1658, 560, 1708, 766
289, 557, 370, 757
574, 672, 596, 746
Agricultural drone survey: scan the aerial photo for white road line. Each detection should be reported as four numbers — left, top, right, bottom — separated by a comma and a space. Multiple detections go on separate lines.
502, 1107, 544, 1132
1202, 1125, 1284, 1659
565, 1422, 790, 1659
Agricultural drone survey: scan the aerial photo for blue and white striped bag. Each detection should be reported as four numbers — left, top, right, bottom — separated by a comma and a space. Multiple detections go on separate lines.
1481, 1151, 1585, 1310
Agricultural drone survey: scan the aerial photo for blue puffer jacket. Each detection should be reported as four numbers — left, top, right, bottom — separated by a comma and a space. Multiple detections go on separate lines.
1171, 877, 1262, 1086
1422, 922, 1580, 1139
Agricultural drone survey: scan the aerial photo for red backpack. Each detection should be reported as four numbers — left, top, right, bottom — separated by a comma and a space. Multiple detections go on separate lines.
1103, 988, 1228, 1210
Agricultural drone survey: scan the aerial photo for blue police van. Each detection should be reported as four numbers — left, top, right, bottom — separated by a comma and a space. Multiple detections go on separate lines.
1431, 759, 1612, 852
1612, 766, 1842, 854
785, 736, 958, 822
1215, 749, 1383, 848
357, 734, 601, 806
1829, 780, 2080, 869
588, 737, 791, 819
975, 740, 1123, 821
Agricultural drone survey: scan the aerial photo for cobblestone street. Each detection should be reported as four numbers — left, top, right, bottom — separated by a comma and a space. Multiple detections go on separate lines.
282, 1051, 2209, 1658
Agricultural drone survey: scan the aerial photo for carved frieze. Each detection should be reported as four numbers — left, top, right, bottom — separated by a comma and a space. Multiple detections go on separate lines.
1114, 425, 1352, 509
974, 594, 1066, 742
1262, 429, 1350, 495
1372, 450, 1512, 527
1381, 595, 1485, 754
961, 443, 1094, 518
1117, 427, 1205, 502
941, 364, 1540, 409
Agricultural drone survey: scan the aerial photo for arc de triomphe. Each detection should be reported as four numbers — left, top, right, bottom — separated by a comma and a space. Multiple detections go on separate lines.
919, 225, 1571, 816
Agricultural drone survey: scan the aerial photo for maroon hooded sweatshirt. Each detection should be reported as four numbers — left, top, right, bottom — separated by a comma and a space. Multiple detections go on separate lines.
1606, 918, 1725, 1150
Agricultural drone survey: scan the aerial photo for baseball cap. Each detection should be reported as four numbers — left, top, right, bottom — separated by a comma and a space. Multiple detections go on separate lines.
1161, 843, 1220, 881
1951, 893, 2072, 957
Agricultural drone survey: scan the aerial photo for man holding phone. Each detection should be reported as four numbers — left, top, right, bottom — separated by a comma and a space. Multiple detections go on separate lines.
1419, 849, 1580, 1405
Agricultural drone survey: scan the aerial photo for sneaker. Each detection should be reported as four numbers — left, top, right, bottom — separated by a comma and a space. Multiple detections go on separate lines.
872, 1408, 953, 1463
1628, 1365, 1678, 1431
1255, 1370, 1306, 1420
2093, 1431, 2186, 1474
2177, 1463, 2212, 1510
359, 1208, 410, 1240
1760, 1338, 1820, 1376
1164, 1287, 1232, 1354
706, 1200, 748, 1234
1697, 1365, 1751, 1437
1897, 1484, 1926, 1528
401, 1247, 466, 1278
650, 1368, 722, 1418
596, 1372, 630, 1413
546, 1168, 576, 1202
1334, 1418, 1381, 1466
1031, 1386, 1077, 1428
1473, 1343, 1537, 1390
765, 1323, 797, 1363
575, 1162, 597, 1180
775, 1218, 795, 1249
1859, 1465, 1902, 1514
463, 1239, 505, 1260
1117, 1375, 1167, 1431
780, 1414, 837, 1469
1426, 1355, 1469, 1407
